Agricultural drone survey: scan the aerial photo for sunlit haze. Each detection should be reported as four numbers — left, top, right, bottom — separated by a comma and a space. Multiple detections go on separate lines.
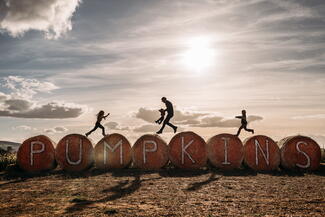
0, 0, 324, 148
181, 36, 216, 72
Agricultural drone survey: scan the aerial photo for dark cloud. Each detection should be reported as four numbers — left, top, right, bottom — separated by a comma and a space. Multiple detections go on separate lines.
135, 108, 158, 123
54, 126, 68, 132
0, 76, 86, 119
134, 107, 263, 129
0, 101, 85, 119
135, 107, 207, 124
4, 99, 31, 111
190, 115, 263, 128
0, 0, 81, 39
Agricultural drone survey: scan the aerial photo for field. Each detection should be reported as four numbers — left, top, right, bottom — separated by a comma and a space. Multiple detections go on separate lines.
0, 162, 324, 217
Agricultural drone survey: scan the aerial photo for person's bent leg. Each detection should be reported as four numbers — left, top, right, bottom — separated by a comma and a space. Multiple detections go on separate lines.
157, 121, 167, 134
167, 122, 177, 133
244, 126, 254, 134
157, 116, 170, 134
99, 124, 106, 136
86, 125, 98, 136
236, 126, 243, 136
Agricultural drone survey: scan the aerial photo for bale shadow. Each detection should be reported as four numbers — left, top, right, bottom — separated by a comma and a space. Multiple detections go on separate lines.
65, 174, 162, 214
312, 163, 325, 176
0, 164, 64, 181
110, 168, 159, 178
186, 172, 220, 191
270, 168, 305, 177
215, 168, 258, 177
159, 167, 210, 178
0, 178, 27, 187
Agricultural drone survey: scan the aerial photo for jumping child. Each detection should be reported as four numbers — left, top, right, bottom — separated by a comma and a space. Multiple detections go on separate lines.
235, 110, 254, 136
155, 108, 165, 124
86, 110, 109, 137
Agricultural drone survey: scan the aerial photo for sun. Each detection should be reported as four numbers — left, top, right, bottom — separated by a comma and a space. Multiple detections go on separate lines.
181, 36, 216, 72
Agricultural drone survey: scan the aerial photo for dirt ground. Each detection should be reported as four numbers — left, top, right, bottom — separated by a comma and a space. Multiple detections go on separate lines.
0, 164, 324, 217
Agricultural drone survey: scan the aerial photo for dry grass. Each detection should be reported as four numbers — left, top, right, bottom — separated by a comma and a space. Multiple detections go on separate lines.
0, 164, 324, 217
0, 153, 16, 171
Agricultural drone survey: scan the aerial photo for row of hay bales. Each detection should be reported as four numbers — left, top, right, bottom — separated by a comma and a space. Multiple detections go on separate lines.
17, 132, 322, 173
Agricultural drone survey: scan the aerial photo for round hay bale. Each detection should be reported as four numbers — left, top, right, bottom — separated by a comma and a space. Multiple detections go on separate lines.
321, 148, 325, 162
279, 135, 321, 171
94, 133, 132, 169
17, 135, 56, 172
132, 134, 168, 170
168, 131, 207, 169
55, 134, 94, 172
244, 135, 280, 171
207, 133, 243, 170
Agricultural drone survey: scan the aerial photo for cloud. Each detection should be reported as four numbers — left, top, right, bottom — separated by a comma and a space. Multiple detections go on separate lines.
190, 115, 263, 128
4, 99, 31, 111
135, 108, 158, 123
133, 124, 183, 133
247, 115, 263, 122
133, 124, 158, 133
0, 0, 81, 39
0, 92, 6, 101
135, 107, 207, 124
105, 121, 129, 131
134, 107, 263, 129
292, 114, 325, 120
12, 125, 36, 131
0, 100, 86, 119
3, 76, 58, 99
44, 126, 68, 134
0, 76, 87, 119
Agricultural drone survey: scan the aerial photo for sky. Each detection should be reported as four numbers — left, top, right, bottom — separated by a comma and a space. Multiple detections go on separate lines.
0, 0, 324, 147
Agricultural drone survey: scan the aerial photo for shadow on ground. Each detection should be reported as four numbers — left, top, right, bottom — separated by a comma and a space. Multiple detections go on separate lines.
186, 172, 221, 191
1, 163, 324, 184
65, 173, 162, 213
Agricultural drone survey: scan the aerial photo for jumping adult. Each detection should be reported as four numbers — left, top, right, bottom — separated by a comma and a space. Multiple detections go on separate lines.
156, 97, 177, 134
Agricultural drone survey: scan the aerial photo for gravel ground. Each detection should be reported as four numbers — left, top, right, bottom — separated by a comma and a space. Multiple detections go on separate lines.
0, 164, 324, 217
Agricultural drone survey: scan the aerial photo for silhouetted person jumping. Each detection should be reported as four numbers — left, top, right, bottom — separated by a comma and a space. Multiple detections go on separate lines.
155, 109, 165, 124
156, 97, 177, 134
235, 110, 254, 136
86, 110, 109, 137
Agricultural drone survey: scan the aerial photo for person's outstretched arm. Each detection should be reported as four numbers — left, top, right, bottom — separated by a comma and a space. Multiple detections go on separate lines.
235, 115, 242, 119
104, 113, 110, 119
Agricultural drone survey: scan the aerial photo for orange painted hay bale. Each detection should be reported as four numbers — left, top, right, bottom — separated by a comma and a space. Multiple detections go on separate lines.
132, 134, 168, 169
94, 133, 132, 169
168, 131, 207, 169
207, 133, 243, 170
279, 135, 321, 171
244, 135, 280, 171
55, 134, 94, 172
17, 135, 56, 172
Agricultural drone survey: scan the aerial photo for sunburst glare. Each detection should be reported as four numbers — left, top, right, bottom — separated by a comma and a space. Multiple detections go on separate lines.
181, 36, 216, 72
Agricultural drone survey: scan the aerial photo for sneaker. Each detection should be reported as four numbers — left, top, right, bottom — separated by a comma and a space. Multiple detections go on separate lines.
174, 127, 177, 133
252, 130, 255, 134
156, 131, 162, 134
